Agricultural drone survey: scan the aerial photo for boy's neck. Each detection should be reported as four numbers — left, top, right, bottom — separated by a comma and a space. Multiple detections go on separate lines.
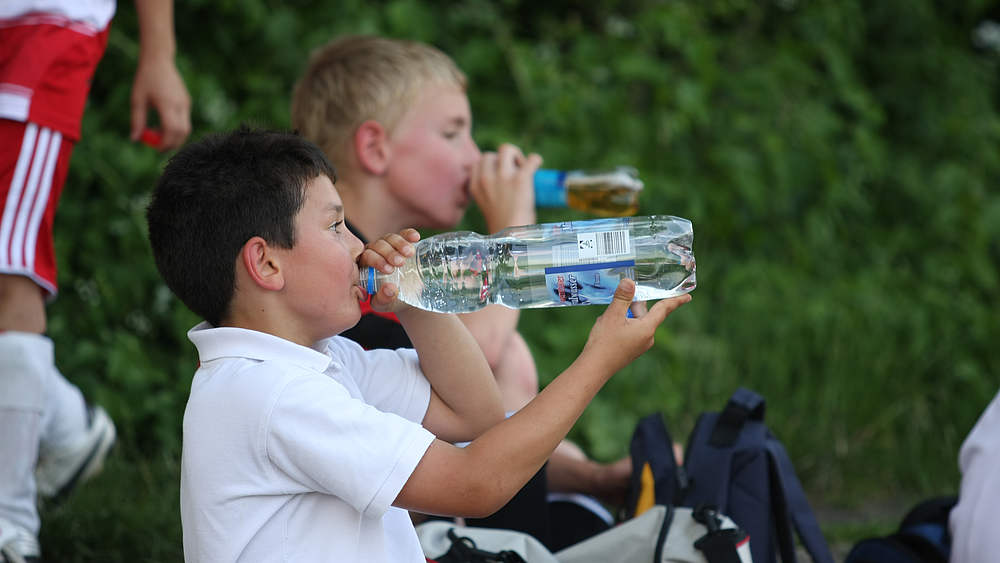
226, 270, 329, 349
226, 301, 321, 349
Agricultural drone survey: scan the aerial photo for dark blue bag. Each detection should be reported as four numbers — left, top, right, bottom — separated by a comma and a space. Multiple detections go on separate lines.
843, 496, 956, 563
626, 387, 835, 563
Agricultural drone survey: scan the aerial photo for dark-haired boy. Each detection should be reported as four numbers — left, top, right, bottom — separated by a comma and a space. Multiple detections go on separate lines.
146, 127, 689, 561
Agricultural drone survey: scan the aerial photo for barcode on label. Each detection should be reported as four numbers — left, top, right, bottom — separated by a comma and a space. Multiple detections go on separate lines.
577, 230, 630, 259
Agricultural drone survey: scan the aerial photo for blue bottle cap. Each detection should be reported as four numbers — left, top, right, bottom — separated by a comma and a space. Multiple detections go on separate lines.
533, 169, 568, 207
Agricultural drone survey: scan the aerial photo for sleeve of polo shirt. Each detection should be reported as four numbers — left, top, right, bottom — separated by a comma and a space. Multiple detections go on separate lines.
326, 336, 430, 424
264, 373, 435, 518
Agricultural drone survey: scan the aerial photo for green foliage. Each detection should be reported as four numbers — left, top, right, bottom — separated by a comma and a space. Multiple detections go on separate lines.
40, 0, 999, 558
39, 449, 184, 562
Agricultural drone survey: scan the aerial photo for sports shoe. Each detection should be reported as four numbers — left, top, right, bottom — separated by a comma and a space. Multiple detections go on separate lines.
34, 404, 116, 502
0, 517, 40, 563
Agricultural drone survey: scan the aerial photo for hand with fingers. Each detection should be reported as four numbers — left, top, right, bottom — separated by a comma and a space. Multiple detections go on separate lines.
359, 228, 420, 313
129, 0, 191, 151
471, 143, 543, 233
582, 279, 692, 375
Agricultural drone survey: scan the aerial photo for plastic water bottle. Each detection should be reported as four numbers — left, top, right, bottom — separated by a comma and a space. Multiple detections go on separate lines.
360, 215, 695, 313
533, 166, 643, 217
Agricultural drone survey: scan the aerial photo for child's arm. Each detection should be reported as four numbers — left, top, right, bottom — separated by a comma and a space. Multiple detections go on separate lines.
394, 280, 691, 517
362, 230, 505, 444
459, 143, 541, 369
131, 0, 191, 149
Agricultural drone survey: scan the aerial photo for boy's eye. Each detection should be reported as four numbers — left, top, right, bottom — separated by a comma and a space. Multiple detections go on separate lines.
443, 130, 459, 140
329, 220, 344, 233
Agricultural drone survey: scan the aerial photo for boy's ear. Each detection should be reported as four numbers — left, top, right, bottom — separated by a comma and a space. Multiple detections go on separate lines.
354, 120, 390, 175
241, 236, 285, 291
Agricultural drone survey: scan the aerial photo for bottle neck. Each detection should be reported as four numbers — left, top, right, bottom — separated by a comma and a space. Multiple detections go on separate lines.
533, 169, 569, 207
360, 266, 378, 295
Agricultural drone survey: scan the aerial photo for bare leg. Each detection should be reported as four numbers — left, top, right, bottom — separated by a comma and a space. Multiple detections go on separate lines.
547, 436, 685, 507
0, 274, 46, 333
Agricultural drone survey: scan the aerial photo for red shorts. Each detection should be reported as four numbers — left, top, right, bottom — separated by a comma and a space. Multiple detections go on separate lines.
0, 17, 110, 140
0, 120, 74, 296
0, 17, 109, 295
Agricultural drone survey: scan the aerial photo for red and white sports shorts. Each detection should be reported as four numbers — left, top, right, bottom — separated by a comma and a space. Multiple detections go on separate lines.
0, 121, 73, 296
0, 17, 109, 296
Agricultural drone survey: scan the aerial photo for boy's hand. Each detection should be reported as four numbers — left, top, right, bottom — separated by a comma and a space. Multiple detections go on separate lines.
471, 143, 542, 232
628, 300, 649, 318
581, 279, 691, 374
359, 228, 420, 312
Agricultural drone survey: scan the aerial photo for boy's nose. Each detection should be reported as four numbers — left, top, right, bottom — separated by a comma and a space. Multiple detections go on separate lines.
348, 230, 365, 259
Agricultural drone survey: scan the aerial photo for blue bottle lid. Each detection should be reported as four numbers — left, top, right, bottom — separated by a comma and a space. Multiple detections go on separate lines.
533, 169, 568, 207
365, 267, 376, 294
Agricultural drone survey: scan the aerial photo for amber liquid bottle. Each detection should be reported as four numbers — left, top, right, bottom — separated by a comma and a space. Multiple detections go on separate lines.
533, 166, 643, 216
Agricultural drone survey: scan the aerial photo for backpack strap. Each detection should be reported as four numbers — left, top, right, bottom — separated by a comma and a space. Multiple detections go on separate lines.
709, 387, 766, 447
436, 528, 528, 563
692, 505, 748, 563
766, 444, 800, 563
626, 413, 683, 518
652, 504, 675, 560
765, 437, 835, 563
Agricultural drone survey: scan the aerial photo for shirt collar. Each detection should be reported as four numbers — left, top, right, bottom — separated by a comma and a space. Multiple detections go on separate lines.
187, 321, 332, 373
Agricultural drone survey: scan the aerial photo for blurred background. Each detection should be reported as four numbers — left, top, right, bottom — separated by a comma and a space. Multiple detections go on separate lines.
39, 0, 998, 560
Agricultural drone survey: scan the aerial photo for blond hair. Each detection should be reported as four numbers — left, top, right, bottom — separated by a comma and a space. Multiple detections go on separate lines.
291, 35, 467, 172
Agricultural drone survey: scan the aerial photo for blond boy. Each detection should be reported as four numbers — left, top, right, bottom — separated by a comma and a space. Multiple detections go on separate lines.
291, 38, 636, 546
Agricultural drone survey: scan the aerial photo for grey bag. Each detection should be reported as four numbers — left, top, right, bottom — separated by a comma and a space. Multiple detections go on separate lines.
417, 505, 750, 563
555, 505, 752, 563
416, 520, 560, 563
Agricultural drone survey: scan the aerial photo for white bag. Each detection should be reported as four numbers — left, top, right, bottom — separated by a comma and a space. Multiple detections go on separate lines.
416, 520, 560, 562
416, 505, 751, 563
555, 505, 752, 563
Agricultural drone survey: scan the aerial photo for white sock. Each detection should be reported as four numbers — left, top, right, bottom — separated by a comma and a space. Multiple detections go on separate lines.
0, 331, 51, 534
39, 365, 88, 453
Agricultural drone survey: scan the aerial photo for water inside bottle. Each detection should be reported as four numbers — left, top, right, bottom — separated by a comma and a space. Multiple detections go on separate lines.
365, 216, 695, 313
410, 232, 492, 313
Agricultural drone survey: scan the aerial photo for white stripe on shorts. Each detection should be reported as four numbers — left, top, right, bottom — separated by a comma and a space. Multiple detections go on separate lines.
0, 123, 61, 272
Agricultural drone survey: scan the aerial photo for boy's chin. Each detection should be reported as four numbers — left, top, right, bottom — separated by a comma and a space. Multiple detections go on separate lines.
427, 208, 466, 230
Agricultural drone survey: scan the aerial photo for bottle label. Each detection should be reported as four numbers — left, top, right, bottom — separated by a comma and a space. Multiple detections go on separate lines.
541, 228, 635, 305
543, 260, 637, 305
575, 230, 630, 259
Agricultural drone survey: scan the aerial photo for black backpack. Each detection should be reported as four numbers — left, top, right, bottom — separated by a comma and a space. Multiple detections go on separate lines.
626, 387, 835, 563
844, 496, 956, 563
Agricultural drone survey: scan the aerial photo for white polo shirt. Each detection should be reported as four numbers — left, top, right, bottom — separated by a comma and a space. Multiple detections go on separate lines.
950, 389, 1000, 563
180, 323, 435, 562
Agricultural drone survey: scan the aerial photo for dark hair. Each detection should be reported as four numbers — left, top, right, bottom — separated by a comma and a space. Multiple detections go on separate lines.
146, 127, 336, 326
